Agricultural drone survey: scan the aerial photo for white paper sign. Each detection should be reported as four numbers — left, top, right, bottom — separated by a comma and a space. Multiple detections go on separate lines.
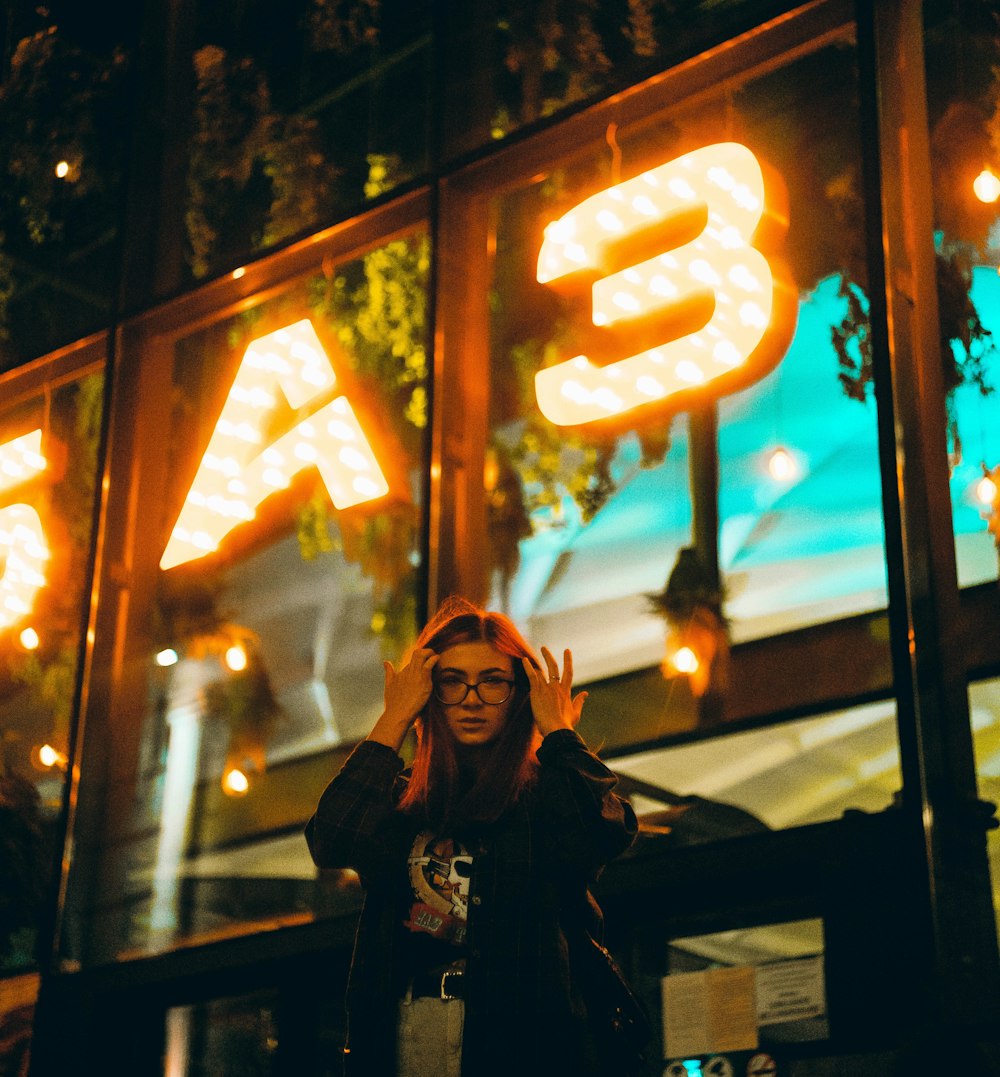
755, 955, 826, 1025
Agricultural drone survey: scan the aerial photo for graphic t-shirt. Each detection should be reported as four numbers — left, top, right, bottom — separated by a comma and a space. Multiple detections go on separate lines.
404, 829, 473, 946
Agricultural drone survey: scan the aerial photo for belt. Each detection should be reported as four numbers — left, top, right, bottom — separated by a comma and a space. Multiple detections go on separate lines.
410, 960, 466, 1001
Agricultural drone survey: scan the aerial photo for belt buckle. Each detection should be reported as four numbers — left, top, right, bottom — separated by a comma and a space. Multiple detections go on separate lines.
440, 966, 462, 1001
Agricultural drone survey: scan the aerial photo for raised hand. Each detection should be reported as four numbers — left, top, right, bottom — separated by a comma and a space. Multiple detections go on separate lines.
368, 647, 438, 752
523, 646, 587, 738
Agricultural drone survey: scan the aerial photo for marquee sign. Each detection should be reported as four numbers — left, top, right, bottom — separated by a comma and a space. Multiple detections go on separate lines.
160, 319, 389, 570
535, 142, 795, 426
0, 429, 50, 631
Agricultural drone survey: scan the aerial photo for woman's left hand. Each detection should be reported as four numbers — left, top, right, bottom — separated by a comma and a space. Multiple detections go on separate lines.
523, 646, 587, 737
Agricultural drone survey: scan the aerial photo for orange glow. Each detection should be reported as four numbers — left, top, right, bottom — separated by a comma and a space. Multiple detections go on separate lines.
0, 503, 50, 632
19, 626, 40, 650
0, 429, 47, 494
670, 645, 699, 674
535, 142, 794, 425
224, 643, 248, 672
32, 742, 68, 770
976, 473, 997, 505
160, 319, 389, 570
38, 743, 66, 768
973, 168, 1000, 204
222, 767, 251, 796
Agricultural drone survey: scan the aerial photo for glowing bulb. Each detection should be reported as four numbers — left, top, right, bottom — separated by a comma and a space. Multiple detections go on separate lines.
973, 168, 1000, 204
54, 160, 70, 179
767, 446, 798, 481
225, 644, 248, 672
221, 768, 250, 796
976, 474, 997, 505
156, 647, 179, 667
36, 743, 67, 769
19, 626, 39, 650
670, 646, 700, 674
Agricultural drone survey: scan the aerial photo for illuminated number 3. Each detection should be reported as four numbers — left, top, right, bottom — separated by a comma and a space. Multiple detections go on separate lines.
0, 430, 49, 631
161, 319, 388, 571
535, 142, 795, 426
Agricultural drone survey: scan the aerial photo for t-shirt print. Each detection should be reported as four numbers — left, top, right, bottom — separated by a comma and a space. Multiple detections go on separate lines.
404, 830, 473, 944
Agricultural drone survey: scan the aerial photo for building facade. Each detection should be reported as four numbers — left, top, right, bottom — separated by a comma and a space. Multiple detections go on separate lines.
1, 0, 999, 1073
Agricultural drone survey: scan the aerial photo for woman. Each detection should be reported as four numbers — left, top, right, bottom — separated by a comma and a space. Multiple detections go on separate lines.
305, 596, 638, 1076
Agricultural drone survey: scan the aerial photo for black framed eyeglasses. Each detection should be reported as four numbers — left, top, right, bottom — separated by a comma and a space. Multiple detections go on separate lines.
434, 676, 514, 706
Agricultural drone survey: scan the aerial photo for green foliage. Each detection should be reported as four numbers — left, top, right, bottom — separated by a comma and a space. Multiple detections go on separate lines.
0, 21, 127, 343
186, 46, 339, 278
834, 248, 995, 413
298, 165, 429, 655
296, 491, 339, 561
309, 189, 430, 449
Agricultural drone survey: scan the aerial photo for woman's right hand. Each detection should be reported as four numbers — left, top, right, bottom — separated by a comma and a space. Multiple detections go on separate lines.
368, 647, 438, 752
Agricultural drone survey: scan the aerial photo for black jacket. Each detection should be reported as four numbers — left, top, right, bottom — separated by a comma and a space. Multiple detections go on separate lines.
305, 728, 638, 1076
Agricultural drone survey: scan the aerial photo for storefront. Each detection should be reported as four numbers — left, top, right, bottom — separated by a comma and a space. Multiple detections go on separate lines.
1, 1, 999, 1073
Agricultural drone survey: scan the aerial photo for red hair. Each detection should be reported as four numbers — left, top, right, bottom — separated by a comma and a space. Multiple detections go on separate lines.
398, 596, 542, 827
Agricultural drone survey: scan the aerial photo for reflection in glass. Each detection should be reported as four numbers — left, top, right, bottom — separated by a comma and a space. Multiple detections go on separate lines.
86, 231, 428, 959
182, 0, 433, 283
0, 10, 136, 369
166, 992, 278, 1077
970, 678, 1000, 943
486, 35, 889, 726
0, 369, 105, 974
613, 700, 901, 837
924, 3, 1000, 588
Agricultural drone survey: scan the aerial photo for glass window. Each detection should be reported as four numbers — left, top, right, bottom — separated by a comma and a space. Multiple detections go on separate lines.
970, 678, 1000, 941
0, 8, 138, 370
0, 356, 106, 975
172, 0, 433, 287
612, 700, 901, 837
165, 992, 279, 1077
440, 0, 802, 161
661, 919, 827, 1067
485, 28, 885, 730
66, 228, 429, 963
923, 0, 1000, 588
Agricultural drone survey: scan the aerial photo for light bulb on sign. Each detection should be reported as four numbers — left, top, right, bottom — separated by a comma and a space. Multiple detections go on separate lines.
534, 142, 795, 426
19, 626, 40, 650
161, 319, 389, 570
976, 473, 997, 505
0, 503, 50, 632
156, 647, 179, 667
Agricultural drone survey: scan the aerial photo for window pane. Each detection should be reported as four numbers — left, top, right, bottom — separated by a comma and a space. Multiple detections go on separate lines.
613, 701, 901, 836
923, 1, 1000, 587
485, 31, 886, 725
970, 678, 1000, 943
174, 0, 432, 286
166, 992, 278, 1077
0, 10, 138, 369
0, 361, 106, 974
69, 230, 428, 962
441, 0, 803, 160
